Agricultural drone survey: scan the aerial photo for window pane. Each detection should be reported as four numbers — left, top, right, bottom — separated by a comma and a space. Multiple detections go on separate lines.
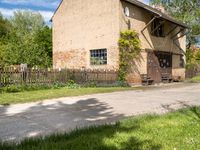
90, 49, 107, 65
151, 19, 164, 37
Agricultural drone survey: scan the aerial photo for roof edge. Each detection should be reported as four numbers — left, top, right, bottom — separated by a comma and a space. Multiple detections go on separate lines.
50, 0, 64, 22
123, 0, 189, 28
50, 0, 189, 28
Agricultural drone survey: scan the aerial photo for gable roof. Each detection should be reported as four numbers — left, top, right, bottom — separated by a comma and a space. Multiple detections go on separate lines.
51, 0, 188, 28
124, 0, 188, 28
51, 0, 64, 21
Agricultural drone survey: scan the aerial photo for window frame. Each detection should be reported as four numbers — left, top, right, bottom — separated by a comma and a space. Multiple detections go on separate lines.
151, 18, 165, 37
156, 52, 172, 68
90, 49, 107, 66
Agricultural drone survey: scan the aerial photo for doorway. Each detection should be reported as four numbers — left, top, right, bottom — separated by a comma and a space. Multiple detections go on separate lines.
147, 51, 172, 83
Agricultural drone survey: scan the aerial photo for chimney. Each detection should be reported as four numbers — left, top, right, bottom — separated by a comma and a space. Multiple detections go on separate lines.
152, 4, 167, 14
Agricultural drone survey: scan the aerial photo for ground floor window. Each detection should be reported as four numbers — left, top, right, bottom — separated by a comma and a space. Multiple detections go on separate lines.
90, 49, 107, 65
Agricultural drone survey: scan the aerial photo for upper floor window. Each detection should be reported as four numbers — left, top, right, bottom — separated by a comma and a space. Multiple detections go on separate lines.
151, 19, 165, 37
124, 7, 130, 17
90, 49, 107, 65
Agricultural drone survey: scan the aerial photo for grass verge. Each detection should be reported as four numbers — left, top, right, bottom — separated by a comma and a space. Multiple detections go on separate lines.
190, 76, 200, 83
0, 87, 136, 105
1, 107, 200, 150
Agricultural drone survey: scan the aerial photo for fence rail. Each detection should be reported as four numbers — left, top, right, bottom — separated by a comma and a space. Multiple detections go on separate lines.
0, 67, 117, 87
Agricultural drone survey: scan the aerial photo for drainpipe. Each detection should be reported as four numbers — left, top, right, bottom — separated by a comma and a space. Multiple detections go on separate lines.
141, 15, 161, 48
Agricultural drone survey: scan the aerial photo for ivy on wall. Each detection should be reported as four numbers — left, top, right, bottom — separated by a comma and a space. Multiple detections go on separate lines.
118, 30, 141, 82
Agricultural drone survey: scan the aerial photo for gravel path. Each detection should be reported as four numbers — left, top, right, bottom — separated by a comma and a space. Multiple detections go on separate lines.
0, 83, 200, 142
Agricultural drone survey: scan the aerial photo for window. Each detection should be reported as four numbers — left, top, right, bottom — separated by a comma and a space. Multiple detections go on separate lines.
124, 7, 130, 17
180, 55, 185, 68
156, 53, 172, 68
90, 49, 107, 65
151, 19, 165, 37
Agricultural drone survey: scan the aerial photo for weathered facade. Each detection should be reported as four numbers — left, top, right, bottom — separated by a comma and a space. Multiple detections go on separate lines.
52, 0, 188, 84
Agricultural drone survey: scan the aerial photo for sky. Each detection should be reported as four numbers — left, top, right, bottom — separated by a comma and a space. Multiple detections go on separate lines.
0, 0, 150, 24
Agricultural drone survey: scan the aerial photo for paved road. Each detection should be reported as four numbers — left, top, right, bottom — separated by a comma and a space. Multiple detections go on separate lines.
0, 83, 200, 142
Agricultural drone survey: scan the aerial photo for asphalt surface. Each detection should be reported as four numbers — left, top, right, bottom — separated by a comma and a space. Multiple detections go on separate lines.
0, 83, 200, 142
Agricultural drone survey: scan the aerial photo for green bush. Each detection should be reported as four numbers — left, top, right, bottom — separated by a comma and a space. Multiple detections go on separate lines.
53, 82, 66, 89
0, 83, 62, 94
82, 81, 129, 88
83, 81, 97, 88
118, 30, 141, 82
190, 75, 200, 82
0, 80, 128, 94
5, 85, 22, 93
66, 80, 80, 89
96, 81, 129, 87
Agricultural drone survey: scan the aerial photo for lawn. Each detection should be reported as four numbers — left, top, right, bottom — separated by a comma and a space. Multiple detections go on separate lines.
190, 75, 200, 82
0, 87, 136, 105
1, 107, 200, 150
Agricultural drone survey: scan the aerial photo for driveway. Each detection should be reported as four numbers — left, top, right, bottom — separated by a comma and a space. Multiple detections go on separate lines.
0, 83, 200, 142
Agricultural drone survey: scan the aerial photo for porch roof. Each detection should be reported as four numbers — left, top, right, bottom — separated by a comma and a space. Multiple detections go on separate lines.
124, 0, 189, 28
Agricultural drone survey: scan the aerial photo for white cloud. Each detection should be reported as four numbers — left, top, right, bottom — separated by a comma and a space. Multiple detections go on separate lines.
1, 0, 60, 9
0, 8, 15, 17
38, 10, 54, 22
0, 7, 53, 22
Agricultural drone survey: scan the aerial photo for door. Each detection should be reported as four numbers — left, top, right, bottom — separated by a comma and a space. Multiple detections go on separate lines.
155, 52, 172, 79
147, 52, 162, 83
147, 51, 173, 83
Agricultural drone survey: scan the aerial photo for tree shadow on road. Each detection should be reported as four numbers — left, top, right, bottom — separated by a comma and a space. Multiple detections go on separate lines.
0, 117, 162, 150
0, 98, 124, 141
0, 98, 162, 150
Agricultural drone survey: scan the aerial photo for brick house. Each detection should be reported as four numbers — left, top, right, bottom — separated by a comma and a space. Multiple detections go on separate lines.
51, 0, 188, 84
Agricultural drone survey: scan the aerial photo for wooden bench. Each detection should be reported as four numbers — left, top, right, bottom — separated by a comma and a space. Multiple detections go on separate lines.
161, 73, 172, 83
141, 74, 154, 86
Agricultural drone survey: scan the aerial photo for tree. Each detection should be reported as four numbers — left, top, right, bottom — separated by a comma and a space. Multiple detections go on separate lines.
34, 26, 52, 59
11, 10, 45, 36
0, 10, 52, 67
0, 12, 11, 39
0, 12, 12, 67
150, 0, 200, 47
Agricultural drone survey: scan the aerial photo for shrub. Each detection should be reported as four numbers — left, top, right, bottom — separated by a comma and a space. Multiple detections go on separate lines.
0, 84, 58, 93
118, 30, 141, 82
66, 80, 80, 89
4, 85, 22, 93
83, 81, 97, 88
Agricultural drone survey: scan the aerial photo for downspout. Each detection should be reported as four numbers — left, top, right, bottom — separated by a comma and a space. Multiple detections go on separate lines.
141, 15, 161, 49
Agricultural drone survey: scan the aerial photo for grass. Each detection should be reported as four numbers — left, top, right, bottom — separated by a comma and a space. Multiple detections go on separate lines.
190, 76, 200, 82
1, 107, 200, 150
0, 87, 136, 105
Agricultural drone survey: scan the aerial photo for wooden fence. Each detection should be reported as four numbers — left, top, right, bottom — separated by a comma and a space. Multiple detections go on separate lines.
185, 65, 200, 79
0, 67, 117, 87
